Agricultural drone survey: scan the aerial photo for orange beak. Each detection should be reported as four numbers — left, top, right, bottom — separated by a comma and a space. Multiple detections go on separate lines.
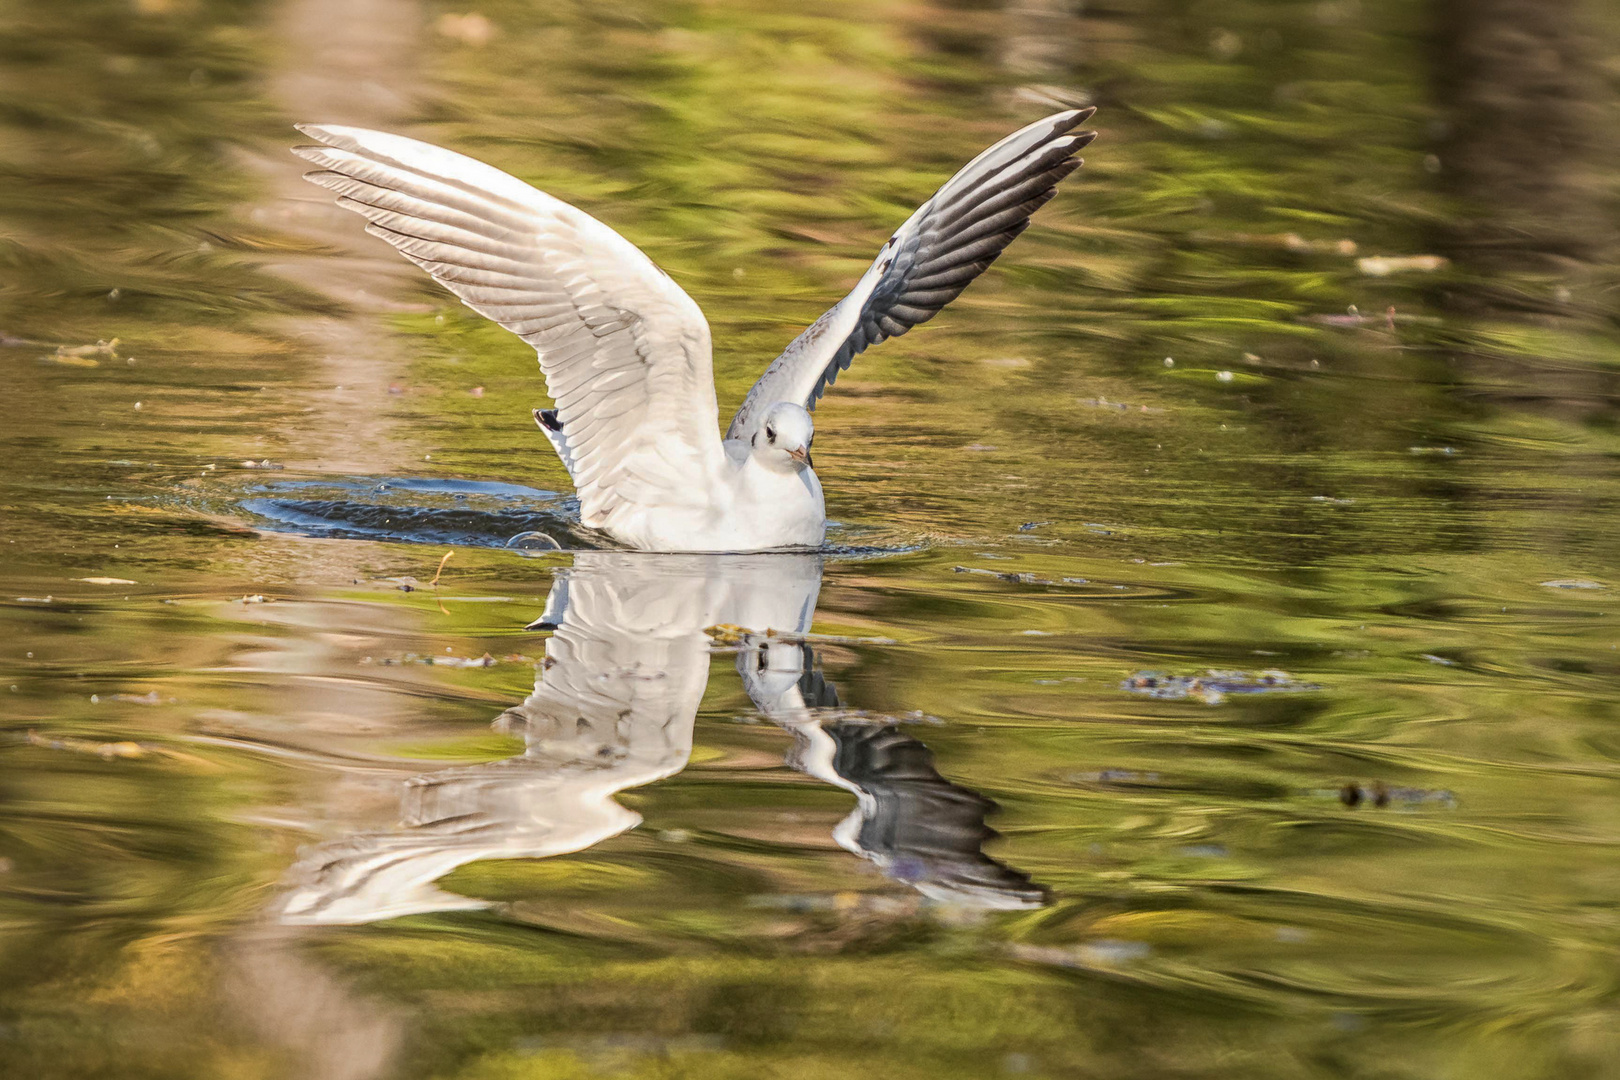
788, 446, 813, 469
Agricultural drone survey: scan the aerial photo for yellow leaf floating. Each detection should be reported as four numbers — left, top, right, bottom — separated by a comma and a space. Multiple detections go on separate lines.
51, 337, 119, 364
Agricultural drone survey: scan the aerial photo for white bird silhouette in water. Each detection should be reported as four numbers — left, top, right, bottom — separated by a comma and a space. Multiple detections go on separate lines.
293, 110, 1096, 551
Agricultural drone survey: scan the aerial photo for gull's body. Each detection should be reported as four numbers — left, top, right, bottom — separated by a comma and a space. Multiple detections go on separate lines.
294, 110, 1095, 551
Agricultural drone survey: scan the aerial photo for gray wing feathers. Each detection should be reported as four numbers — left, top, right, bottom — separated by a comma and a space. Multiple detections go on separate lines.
727, 108, 1095, 441
292, 125, 724, 529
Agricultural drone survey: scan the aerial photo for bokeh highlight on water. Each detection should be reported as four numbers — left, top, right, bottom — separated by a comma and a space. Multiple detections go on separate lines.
1, 0, 1619, 1077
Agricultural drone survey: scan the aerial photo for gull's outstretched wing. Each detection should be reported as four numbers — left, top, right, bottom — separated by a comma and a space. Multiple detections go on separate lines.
727, 109, 1095, 442
292, 126, 725, 530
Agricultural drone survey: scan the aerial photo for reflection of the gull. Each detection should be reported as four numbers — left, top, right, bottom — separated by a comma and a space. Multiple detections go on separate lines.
278, 553, 1043, 925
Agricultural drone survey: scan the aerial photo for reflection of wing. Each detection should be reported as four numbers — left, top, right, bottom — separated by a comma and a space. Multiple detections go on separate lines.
743, 645, 1045, 910
293, 126, 725, 529
728, 110, 1095, 442
278, 553, 822, 925
823, 723, 1045, 909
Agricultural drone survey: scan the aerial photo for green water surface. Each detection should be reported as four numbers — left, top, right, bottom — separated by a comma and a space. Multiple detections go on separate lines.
2, 0, 1619, 1077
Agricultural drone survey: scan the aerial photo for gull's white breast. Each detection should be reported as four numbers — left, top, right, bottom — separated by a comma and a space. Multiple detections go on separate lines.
601, 443, 825, 552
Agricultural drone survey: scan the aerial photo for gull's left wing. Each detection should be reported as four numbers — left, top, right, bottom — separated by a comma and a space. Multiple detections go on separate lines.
727, 109, 1095, 443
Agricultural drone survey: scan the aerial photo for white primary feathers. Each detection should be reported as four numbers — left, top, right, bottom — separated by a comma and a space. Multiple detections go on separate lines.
293, 110, 1095, 551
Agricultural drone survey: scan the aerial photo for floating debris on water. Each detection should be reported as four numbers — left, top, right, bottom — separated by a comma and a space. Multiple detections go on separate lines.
748, 891, 913, 915
1068, 768, 1164, 788
1357, 254, 1448, 276
29, 730, 143, 759
954, 565, 1042, 584
706, 624, 896, 647
1336, 781, 1457, 809
1540, 579, 1604, 590
1078, 396, 1164, 413
953, 566, 1095, 587
371, 652, 498, 668
1409, 446, 1460, 456
1120, 669, 1321, 704
47, 338, 119, 366
17, 729, 210, 767
1302, 308, 1441, 328
1010, 939, 1152, 969
76, 577, 136, 586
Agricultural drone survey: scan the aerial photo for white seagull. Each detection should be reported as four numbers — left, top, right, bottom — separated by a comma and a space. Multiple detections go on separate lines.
293, 109, 1096, 551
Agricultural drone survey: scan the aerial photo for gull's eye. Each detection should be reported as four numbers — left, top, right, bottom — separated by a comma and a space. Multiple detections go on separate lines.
765, 425, 776, 442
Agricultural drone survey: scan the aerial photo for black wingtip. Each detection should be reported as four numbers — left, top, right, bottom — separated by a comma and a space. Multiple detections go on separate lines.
1049, 106, 1097, 135
534, 408, 563, 433
525, 619, 560, 632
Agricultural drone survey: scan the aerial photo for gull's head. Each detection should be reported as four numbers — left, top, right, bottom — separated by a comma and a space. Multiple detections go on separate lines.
754, 402, 815, 472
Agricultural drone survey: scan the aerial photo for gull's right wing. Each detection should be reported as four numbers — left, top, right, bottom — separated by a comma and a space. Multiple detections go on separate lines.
727, 109, 1095, 443
293, 126, 727, 529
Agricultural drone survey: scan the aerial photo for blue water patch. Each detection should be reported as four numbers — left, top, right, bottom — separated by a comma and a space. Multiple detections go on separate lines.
239, 475, 587, 550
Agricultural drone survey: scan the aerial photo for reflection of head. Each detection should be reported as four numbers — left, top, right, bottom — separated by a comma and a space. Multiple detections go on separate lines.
737, 639, 840, 719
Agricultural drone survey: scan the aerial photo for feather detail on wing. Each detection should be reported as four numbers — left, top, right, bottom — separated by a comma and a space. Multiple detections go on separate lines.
292, 125, 725, 529
727, 109, 1095, 442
